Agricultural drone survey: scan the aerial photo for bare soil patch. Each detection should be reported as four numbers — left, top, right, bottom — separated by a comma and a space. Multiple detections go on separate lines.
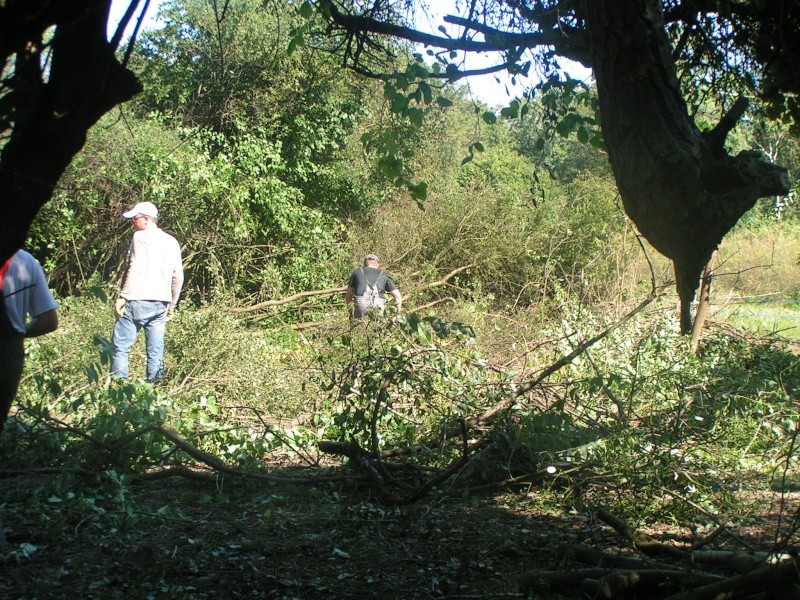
2, 472, 796, 599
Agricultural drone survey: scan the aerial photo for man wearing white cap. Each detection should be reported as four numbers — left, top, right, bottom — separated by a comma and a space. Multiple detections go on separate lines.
111, 201, 184, 381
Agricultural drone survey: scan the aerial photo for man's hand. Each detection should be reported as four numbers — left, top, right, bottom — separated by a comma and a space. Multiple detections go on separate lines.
167, 305, 175, 321
114, 298, 126, 320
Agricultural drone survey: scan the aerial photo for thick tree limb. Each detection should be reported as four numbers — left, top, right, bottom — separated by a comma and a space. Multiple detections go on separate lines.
557, 543, 657, 570
691, 550, 796, 573
0, 0, 142, 264
703, 97, 750, 155
508, 567, 723, 595
411, 264, 475, 294
143, 426, 363, 485
661, 558, 800, 600
319, 439, 400, 504
691, 250, 717, 353
316, 0, 552, 54
319, 424, 479, 506
409, 297, 455, 312
582, 0, 790, 335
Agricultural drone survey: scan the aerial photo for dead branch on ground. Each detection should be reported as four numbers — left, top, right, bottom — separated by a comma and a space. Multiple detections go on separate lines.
508, 509, 800, 599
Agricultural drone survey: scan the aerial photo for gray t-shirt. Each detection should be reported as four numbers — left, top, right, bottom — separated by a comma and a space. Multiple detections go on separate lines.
1, 250, 58, 334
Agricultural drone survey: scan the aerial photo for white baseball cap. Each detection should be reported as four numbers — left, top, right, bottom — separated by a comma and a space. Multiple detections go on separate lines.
122, 201, 159, 219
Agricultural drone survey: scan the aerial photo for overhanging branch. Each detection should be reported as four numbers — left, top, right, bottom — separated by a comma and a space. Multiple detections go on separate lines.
318, 0, 552, 54
702, 96, 749, 154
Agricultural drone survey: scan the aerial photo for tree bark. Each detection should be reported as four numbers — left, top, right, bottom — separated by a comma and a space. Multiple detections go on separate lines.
691, 251, 717, 352
582, 0, 789, 333
0, 1, 142, 264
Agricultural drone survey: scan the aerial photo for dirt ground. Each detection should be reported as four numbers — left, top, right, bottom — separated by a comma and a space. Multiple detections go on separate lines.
2, 470, 797, 599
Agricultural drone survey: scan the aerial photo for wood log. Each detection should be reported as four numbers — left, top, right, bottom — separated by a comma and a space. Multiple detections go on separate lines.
661, 558, 800, 600
557, 543, 652, 569
691, 549, 796, 573
585, 569, 725, 598
508, 567, 723, 595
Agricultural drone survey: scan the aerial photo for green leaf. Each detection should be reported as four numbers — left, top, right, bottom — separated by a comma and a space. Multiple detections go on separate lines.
577, 126, 589, 144
419, 81, 433, 104
461, 155, 473, 165
409, 181, 428, 201
391, 93, 408, 112
445, 63, 460, 80
481, 111, 497, 125
408, 107, 424, 127
499, 103, 519, 119
589, 134, 606, 150
299, 1, 313, 19
472, 141, 484, 152
436, 96, 454, 107
555, 113, 579, 137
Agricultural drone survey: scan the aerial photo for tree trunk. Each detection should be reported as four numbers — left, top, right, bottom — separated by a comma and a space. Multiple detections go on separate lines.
690, 251, 717, 352
582, 0, 789, 333
0, 1, 142, 264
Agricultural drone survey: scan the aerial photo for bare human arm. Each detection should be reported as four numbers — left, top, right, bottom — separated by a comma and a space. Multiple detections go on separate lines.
25, 308, 58, 338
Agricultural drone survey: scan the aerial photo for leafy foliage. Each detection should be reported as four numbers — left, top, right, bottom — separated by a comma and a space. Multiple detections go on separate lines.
314, 313, 500, 457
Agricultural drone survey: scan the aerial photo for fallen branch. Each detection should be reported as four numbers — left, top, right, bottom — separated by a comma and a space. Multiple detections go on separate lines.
597, 507, 687, 558
661, 558, 800, 600
469, 293, 660, 428
557, 543, 657, 570
230, 286, 346, 313
230, 263, 475, 316
319, 439, 400, 504
584, 569, 725, 598
691, 550, 796, 573
409, 297, 455, 312
319, 427, 482, 506
508, 567, 723, 595
133, 465, 218, 482
410, 264, 475, 295
136, 426, 362, 485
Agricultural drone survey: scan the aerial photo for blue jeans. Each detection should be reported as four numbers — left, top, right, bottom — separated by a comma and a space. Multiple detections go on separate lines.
111, 300, 168, 381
